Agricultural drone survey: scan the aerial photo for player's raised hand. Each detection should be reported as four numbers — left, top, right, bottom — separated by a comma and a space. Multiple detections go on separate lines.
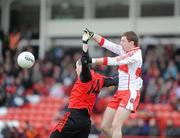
84, 28, 94, 39
82, 30, 90, 44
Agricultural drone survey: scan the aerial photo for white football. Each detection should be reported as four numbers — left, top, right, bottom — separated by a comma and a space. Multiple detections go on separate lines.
17, 51, 35, 69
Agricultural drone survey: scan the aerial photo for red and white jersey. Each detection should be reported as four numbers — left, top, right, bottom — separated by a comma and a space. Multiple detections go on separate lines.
99, 38, 143, 90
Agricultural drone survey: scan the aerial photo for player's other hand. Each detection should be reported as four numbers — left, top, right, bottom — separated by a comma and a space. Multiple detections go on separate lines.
84, 28, 94, 39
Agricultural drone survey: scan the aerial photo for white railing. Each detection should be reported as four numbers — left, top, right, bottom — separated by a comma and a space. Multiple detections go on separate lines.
18, 37, 180, 49
47, 17, 180, 37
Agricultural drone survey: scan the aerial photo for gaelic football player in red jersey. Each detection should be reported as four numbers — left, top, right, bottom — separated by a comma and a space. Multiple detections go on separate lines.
84, 29, 143, 138
49, 32, 118, 138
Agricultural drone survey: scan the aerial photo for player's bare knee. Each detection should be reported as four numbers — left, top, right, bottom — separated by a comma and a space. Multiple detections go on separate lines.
112, 121, 123, 131
100, 126, 106, 131
100, 125, 108, 132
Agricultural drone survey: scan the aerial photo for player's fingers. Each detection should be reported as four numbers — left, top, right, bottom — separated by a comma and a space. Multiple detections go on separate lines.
85, 28, 90, 32
84, 30, 88, 33
84, 28, 89, 33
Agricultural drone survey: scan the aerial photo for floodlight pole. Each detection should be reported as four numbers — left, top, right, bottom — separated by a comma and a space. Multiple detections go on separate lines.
0, 0, 14, 34
129, 0, 141, 32
174, 0, 180, 16
39, 0, 46, 59
84, 0, 96, 18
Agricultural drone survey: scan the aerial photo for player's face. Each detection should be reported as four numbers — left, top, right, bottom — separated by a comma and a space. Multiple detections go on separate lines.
120, 36, 135, 52
76, 60, 82, 77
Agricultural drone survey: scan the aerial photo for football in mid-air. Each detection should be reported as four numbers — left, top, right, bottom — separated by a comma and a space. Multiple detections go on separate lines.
17, 51, 35, 69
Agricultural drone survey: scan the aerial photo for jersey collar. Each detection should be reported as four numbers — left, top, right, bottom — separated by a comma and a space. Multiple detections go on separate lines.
127, 47, 140, 53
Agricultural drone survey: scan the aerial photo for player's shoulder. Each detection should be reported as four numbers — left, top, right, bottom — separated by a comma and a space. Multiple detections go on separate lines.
90, 70, 104, 79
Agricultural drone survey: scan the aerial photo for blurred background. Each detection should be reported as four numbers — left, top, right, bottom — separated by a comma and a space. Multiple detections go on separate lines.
0, 0, 180, 138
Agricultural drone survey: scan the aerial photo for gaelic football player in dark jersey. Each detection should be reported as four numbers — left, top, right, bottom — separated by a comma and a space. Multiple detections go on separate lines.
50, 31, 118, 138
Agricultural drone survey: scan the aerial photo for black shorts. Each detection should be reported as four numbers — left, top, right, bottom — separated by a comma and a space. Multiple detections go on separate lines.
50, 108, 91, 138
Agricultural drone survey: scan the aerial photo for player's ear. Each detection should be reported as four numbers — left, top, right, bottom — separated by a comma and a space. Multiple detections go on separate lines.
130, 41, 134, 46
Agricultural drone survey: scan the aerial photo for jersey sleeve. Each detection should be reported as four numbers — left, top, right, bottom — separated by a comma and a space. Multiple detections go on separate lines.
103, 76, 119, 87
98, 37, 124, 55
107, 50, 142, 66
80, 51, 92, 82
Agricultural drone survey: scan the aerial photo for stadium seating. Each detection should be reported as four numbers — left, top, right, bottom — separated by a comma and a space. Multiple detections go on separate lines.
0, 96, 66, 129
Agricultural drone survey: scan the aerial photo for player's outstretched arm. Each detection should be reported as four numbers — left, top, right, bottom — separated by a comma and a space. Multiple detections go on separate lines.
91, 49, 141, 66
84, 28, 124, 55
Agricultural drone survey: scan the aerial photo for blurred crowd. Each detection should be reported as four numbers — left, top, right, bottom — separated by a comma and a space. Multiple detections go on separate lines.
0, 29, 180, 138
141, 44, 180, 110
0, 121, 48, 138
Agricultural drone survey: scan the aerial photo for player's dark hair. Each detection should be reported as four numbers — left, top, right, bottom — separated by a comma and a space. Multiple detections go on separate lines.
122, 31, 139, 47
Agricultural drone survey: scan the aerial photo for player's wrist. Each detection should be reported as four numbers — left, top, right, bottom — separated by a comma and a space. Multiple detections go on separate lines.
92, 58, 96, 64
92, 33, 96, 39
82, 44, 88, 52
82, 40, 88, 44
